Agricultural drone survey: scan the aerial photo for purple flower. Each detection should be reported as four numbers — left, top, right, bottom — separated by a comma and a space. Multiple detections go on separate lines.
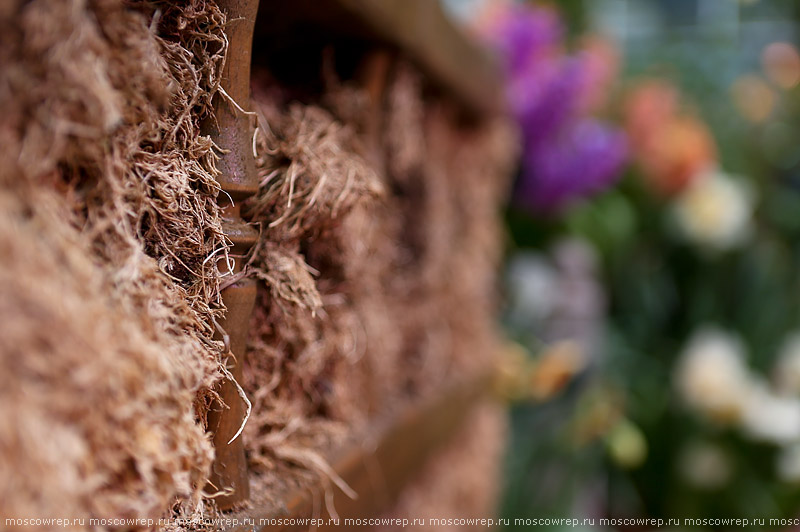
517, 120, 628, 211
512, 56, 586, 148
479, 3, 629, 213
482, 5, 562, 73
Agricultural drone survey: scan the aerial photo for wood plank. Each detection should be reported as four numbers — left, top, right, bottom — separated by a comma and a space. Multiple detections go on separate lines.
253, 0, 505, 119
335, 0, 505, 118
229, 370, 494, 531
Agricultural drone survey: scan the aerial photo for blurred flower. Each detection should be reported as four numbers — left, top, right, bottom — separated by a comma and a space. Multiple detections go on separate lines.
677, 441, 733, 490
741, 382, 800, 444
731, 74, 776, 124
605, 419, 647, 469
479, 2, 627, 212
494, 341, 535, 402
512, 57, 585, 148
675, 328, 751, 423
506, 252, 558, 327
677, 329, 800, 444
775, 332, 800, 396
639, 117, 717, 195
529, 340, 587, 401
480, 3, 581, 151
762, 42, 800, 90
624, 80, 679, 144
506, 240, 606, 384
547, 238, 607, 358
776, 444, 800, 484
673, 170, 753, 251
476, 1, 561, 74
518, 120, 628, 210
494, 339, 589, 403
624, 80, 717, 195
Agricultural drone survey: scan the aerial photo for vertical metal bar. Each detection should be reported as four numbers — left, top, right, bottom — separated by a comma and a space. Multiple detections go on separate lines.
204, 0, 261, 510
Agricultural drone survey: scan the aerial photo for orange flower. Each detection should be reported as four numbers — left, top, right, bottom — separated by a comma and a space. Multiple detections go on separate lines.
624, 80, 717, 195
624, 80, 679, 146
638, 116, 717, 195
529, 340, 587, 401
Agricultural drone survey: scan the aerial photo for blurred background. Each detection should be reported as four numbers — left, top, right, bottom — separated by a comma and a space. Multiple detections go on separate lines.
445, 0, 800, 529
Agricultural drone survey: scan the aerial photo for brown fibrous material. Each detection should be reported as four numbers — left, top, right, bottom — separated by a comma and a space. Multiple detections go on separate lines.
376, 403, 509, 532
2, 0, 518, 525
240, 62, 517, 519
1, 0, 231, 527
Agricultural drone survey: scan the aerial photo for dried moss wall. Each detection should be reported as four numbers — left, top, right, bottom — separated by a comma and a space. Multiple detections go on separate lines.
0, 1, 516, 529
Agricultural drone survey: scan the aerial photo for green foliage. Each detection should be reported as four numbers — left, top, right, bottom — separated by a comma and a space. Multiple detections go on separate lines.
501, 1, 800, 527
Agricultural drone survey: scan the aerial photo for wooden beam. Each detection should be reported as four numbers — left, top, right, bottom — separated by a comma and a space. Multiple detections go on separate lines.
253, 0, 505, 119
334, 0, 504, 118
228, 370, 494, 531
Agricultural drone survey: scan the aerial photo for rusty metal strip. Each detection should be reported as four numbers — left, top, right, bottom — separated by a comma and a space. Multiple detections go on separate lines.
203, 0, 261, 510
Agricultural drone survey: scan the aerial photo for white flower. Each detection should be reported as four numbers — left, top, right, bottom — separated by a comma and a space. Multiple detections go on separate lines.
776, 444, 800, 483
677, 329, 800, 445
674, 170, 754, 250
741, 382, 800, 444
774, 332, 800, 395
675, 328, 752, 423
506, 252, 558, 325
678, 441, 733, 489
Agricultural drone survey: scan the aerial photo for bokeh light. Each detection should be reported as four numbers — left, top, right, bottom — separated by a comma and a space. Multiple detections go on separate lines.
762, 41, 800, 90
